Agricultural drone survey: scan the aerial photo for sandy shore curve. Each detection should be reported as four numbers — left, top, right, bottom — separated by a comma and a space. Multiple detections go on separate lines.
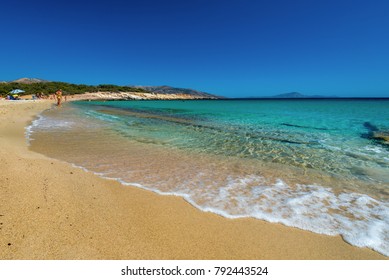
0, 100, 386, 259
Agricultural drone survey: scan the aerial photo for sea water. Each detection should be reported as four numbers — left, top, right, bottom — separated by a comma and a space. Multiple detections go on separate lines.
27, 99, 389, 256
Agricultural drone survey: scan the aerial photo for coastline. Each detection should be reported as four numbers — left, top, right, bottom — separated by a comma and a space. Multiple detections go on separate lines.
0, 100, 386, 259
64, 91, 219, 101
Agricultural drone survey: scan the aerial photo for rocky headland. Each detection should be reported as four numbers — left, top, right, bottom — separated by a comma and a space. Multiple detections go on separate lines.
69, 91, 219, 101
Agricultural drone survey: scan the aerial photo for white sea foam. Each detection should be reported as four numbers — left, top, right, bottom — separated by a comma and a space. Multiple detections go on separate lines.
66, 162, 389, 256
28, 114, 75, 130
25, 114, 46, 145
84, 110, 120, 122
191, 177, 389, 256
364, 145, 385, 154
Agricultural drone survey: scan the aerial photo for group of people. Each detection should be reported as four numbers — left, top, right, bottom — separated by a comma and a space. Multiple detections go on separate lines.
35, 92, 46, 99
2, 89, 65, 106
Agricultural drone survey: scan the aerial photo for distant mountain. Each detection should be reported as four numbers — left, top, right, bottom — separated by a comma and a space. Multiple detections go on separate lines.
271, 92, 337, 98
10, 77, 49, 84
136, 85, 219, 99
273, 92, 306, 98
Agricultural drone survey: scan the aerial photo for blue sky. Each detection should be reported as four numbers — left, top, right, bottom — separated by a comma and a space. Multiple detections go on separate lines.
1, 0, 388, 97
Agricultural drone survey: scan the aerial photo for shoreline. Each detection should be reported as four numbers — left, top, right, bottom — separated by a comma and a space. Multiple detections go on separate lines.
0, 100, 387, 259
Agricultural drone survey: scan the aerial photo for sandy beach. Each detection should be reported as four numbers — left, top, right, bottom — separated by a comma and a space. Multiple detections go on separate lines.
0, 100, 386, 260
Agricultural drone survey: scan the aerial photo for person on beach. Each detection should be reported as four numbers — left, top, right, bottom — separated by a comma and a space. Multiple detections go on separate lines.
38, 92, 45, 99
55, 89, 63, 107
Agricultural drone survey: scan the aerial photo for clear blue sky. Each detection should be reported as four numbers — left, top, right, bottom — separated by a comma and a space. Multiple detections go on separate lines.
1, 0, 389, 97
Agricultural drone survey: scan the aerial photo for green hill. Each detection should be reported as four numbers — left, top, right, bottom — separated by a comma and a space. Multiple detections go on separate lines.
0, 78, 146, 96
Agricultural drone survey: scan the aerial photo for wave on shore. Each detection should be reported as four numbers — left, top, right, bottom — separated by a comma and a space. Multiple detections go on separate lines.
26, 100, 389, 256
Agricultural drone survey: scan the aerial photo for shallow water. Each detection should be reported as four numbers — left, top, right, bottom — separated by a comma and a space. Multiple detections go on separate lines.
28, 99, 389, 256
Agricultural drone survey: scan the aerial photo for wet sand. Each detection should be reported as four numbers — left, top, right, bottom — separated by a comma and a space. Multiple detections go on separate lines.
0, 100, 386, 259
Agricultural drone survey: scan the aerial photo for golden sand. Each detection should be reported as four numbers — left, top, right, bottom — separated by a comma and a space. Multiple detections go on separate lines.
0, 100, 386, 259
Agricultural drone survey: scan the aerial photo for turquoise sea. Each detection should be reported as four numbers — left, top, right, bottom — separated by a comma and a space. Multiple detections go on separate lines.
27, 99, 389, 256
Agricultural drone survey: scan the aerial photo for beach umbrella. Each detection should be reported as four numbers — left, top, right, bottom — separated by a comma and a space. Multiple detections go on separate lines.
9, 89, 25, 94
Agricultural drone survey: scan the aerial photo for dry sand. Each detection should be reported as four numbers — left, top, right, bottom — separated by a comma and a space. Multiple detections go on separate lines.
0, 100, 387, 259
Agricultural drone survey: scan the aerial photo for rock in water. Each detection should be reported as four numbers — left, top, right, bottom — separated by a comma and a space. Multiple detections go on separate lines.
373, 131, 389, 145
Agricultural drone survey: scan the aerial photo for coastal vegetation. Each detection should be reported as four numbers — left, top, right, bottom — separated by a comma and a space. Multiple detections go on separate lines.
0, 79, 218, 99
0, 81, 146, 97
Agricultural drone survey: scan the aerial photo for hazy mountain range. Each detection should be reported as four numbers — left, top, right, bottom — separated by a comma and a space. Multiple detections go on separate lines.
271, 92, 338, 98
242, 92, 338, 99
